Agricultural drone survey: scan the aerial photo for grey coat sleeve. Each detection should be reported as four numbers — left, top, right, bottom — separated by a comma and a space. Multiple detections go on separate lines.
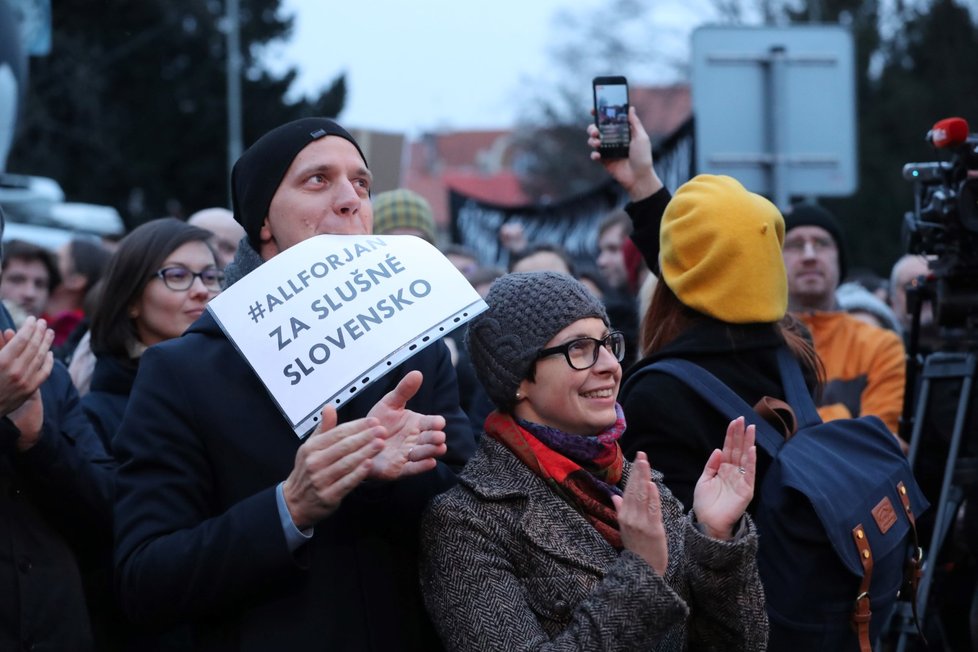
681, 514, 769, 651
419, 494, 688, 652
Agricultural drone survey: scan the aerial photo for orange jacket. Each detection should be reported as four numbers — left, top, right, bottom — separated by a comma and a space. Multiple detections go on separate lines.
796, 311, 906, 433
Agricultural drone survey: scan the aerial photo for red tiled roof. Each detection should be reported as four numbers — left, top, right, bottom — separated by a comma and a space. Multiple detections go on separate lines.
443, 172, 528, 206
402, 85, 691, 231
631, 84, 691, 138
435, 131, 513, 167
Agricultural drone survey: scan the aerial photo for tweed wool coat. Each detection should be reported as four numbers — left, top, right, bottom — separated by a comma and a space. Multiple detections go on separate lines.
420, 436, 768, 651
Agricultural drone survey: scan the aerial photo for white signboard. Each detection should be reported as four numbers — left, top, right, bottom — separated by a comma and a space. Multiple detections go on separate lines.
207, 234, 487, 437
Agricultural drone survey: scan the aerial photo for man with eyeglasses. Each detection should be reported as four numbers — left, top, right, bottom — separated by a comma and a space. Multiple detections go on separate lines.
783, 204, 906, 443
112, 119, 476, 651
0, 206, 114, 651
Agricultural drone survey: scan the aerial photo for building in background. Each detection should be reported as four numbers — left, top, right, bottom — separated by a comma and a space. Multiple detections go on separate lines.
399, 84, 691, 235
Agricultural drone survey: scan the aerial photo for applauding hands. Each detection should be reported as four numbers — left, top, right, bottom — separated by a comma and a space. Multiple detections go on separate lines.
0, 317, 55, 450
613, 451, 669, 575
618, 417, 756, 572
283, 370, 448, 529
366, 370, 447, 481
692, 417, 756, 541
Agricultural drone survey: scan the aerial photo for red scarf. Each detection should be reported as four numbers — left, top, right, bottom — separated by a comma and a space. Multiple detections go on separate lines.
484, 411, 625, 549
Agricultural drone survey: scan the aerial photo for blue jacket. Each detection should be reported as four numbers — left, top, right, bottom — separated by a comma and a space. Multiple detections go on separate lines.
113, 310, 476, 651
0, 305, 115, 652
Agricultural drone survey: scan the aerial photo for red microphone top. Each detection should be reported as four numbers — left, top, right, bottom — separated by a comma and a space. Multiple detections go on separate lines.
928, 117, 970, 148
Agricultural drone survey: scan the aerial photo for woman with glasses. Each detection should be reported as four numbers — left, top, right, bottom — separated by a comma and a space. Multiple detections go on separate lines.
82, 218, 223, 450
419, 271, 768, 651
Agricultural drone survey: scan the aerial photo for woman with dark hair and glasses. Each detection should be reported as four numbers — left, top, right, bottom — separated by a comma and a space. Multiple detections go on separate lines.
420, 271, 767, 651
82, 218, 222, 449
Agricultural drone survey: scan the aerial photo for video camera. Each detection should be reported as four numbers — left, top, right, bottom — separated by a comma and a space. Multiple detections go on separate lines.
902, 117, 978, 331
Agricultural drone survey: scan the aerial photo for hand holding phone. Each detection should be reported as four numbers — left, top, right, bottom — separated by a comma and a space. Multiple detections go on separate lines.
592, 76, 630, 159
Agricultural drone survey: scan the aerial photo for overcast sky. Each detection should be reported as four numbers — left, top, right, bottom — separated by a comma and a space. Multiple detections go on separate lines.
266, 0, 630, 136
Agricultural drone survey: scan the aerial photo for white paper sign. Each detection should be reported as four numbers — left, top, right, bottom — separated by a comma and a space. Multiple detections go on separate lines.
207, 235, 488, 437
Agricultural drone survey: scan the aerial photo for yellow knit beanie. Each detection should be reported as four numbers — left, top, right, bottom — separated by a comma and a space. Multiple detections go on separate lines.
659, 174, 787, 323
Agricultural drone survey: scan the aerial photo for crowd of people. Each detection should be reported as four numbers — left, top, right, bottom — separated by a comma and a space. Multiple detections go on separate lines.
0, 108, 970, 652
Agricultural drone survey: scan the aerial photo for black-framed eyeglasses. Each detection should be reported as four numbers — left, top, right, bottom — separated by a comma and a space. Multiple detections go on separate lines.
155, 267, 225, 292
535, 331, 625, 371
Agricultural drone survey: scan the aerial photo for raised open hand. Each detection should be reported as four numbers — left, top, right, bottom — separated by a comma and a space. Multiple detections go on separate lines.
692, 417, 756, 540
612, 451, 668, 575
366, 370, 447, 481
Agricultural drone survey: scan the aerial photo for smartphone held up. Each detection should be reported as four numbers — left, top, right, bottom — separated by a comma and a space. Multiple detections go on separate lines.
592, 76, 630, 159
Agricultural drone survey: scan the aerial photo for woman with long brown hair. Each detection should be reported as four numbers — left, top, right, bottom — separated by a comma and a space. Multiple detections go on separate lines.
587, 109, 820, 511
83, 218, 222, 449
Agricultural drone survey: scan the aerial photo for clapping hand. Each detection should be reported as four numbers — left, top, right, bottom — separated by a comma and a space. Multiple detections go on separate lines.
612, 452, 669, 575
366, 370, 447, 481
0, 317, 54, 417
282, 371, 448, 529
0, 317, 54, 450
692, 417, 756, 541
283, 407, 387, 529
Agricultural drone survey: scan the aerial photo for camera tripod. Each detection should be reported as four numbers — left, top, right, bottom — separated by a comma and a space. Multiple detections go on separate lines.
888, 350, 977, 652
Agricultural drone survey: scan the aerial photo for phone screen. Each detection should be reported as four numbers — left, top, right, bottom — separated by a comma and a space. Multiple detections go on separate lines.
593, 77, 630, 157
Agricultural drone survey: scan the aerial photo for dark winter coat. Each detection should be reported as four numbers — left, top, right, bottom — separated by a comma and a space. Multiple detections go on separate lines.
0, 306, 115, 652
619, 189, 795, 511
420, 436, 768, 651
620, 320, 789, 511
113, 310, 476, 651
82, 354, 138, 451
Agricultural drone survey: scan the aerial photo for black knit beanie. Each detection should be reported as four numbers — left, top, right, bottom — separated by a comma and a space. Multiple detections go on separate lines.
465, 272, 609, 413
231, 118, 368, 249
784, 203, 848, 284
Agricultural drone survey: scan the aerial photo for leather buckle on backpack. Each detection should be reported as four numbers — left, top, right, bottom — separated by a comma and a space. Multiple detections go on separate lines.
851, 526, 875, 652
753, 396, 797, 439
911, 546, 923, 565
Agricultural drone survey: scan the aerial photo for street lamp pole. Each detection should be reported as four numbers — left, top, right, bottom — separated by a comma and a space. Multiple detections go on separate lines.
225, 0, 243, 194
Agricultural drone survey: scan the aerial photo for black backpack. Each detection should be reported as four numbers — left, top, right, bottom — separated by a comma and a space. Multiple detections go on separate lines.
622, 347, 928, 651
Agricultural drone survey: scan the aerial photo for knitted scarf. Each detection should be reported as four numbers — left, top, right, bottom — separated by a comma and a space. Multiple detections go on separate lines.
223, 236, 264, 288
484, 404, 626, 549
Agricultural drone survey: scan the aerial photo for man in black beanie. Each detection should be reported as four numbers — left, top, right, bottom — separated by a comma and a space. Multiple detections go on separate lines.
113, 118, 476, 650
782, 203, 907, 443
782, 203, 848, 312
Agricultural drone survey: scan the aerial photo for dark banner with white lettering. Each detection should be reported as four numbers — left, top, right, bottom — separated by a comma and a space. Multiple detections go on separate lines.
450, 179, 623, 269
449, 117, 695, 268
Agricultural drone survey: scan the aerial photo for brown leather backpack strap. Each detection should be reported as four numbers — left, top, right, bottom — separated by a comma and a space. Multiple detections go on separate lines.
897, 481, 927, 645
851, 524, 874, 652
753, 396, 798, 440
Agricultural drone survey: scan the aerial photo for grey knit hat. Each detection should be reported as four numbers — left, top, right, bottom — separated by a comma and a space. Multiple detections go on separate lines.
466, 271, 609, 413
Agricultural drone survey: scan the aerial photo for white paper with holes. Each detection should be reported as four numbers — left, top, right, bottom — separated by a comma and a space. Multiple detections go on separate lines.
207, 234, 487, 437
